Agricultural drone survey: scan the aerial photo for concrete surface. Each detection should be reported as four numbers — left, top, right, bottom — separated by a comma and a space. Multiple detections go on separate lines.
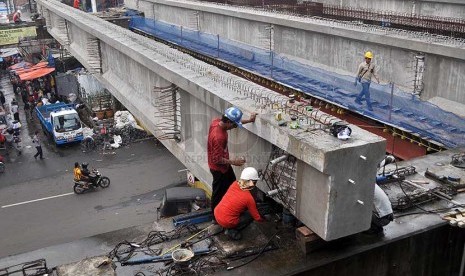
36, 0, 387, 240
428, 96, 465, 118
126, 0, 465, 105
56, 256, 116, 276
310, 0, 465, 18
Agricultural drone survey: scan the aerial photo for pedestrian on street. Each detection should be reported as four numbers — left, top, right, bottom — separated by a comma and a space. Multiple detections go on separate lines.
207, 106, 257, 214
0, 91, 5, 107
33, 131, 44, 160
11, 100, 19, 122
354, 51, 380, 111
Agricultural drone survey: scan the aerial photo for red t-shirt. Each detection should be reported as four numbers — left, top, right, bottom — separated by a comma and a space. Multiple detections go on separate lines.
12, 13, 20, 22
207, 118, 229, 173
214, 181, 262, 228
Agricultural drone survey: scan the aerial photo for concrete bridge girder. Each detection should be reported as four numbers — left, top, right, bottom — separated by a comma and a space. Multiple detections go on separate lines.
127, 0, 465, 105
37, 0, 386, 240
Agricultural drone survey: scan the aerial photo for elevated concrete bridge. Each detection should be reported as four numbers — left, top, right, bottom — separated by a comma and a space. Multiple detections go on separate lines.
126, 0, 465, 105
37, 0, 385, 240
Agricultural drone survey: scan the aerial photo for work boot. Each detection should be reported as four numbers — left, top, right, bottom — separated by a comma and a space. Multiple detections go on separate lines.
225, 229, 242, 241
208, 224, 223, 236
354, 99, 362, 105
367, 106, 374, 111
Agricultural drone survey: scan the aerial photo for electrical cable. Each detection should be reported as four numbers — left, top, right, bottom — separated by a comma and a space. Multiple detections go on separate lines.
226, 231, 278, 271
108, 224, 199, 263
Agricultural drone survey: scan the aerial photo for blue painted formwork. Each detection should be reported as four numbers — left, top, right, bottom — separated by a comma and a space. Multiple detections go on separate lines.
129, 16, 465, 148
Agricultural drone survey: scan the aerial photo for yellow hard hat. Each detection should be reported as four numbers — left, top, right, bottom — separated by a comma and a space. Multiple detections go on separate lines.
364, 51, 373, 59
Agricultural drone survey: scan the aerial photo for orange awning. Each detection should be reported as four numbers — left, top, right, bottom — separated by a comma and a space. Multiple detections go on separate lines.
8, 61, 33, 70
19, 67, 55, 81
14, 61, 49, 74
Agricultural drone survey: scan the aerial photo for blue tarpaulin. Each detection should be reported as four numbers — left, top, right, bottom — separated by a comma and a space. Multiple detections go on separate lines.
129, 16, 465, 148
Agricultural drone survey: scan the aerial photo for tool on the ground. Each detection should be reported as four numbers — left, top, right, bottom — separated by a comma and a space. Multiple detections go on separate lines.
160, 226, 211, 256
451, 153, 465, 169
377, 165, 416, 185
121, 248, 211, 266
425, 169, 465, 189
410, 180, 429, 184
172, 209, 213, 227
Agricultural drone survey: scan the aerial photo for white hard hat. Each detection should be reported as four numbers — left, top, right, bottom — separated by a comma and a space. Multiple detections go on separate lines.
240, 167, 259, 181
17, 10, 21, 14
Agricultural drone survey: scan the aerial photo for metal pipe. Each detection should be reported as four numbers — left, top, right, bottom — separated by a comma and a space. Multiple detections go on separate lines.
267, 187, 288, 197
269, 154, 288, 168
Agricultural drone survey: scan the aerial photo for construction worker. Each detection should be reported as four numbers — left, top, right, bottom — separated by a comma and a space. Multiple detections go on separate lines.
368, 155, 395, 234
207, 107, 257, 214
73, 0, 80, 9
12, 10, 21, 23
354, 51, 380, 111
214, 167, 264, 240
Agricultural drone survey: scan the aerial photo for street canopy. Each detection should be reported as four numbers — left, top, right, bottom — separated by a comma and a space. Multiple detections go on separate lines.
18, 67, 55, 81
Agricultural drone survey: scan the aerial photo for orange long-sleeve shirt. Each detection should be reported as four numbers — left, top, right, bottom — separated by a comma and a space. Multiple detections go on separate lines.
214, 181, 262, 228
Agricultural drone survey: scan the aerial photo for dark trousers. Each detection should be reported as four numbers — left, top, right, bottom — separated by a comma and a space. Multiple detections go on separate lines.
34, 146, 43, 159
210, 165, 236, 211
371, 213, 393, 231
13, 112, 19, 122
235, 212, 253, 231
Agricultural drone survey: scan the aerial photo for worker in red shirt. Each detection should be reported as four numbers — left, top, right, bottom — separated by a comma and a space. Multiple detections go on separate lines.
73, 0, 80, 9
12, 10, 21, 23
214, 167, 263, 240
207, 107, 257, 214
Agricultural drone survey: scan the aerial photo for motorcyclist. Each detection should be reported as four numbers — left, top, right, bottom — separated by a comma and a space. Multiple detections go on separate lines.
81, 162, 96, 186
74, 162, 89, 189
2, 128, 20, 156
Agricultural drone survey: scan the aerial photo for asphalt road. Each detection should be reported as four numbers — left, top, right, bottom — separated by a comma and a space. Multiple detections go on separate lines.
0, 139, 186, 258
0, 77, 187, 258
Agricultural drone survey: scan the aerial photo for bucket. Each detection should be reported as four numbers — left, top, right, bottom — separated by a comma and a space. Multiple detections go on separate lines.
172, 249, 194, 264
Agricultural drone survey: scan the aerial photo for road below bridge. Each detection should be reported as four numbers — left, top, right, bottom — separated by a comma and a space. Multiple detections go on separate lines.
0, 139, 186, 258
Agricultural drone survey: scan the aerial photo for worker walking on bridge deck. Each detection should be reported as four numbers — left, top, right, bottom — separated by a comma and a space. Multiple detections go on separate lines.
354, 51, 380, 111
207, 107, 257, 215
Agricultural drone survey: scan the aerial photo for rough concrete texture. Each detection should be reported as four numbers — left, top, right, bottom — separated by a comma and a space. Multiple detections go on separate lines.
125, 0, 465, 105
310, 0, 465, 18
55, 256, 116, 276
37, 0, 386, 240
428, 96, 465, 118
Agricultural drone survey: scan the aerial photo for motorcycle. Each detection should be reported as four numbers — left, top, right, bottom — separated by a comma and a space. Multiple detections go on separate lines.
73, 169, 110, 194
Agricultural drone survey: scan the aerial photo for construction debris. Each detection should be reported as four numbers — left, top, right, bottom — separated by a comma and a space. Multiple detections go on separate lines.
80, 111, 152, 152
55, 256, 116, 276
442, 208, 465, 228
